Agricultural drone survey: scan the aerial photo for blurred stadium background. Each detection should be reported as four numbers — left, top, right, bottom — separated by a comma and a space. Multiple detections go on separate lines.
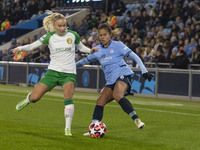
0, 0, 200, 100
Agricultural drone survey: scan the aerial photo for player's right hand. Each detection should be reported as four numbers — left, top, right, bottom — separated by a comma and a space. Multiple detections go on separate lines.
90, 47, 99, 54
11, 48, 20, 55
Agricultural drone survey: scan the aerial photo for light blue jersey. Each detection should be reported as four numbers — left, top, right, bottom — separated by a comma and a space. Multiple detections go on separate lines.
76, 40, 147, 85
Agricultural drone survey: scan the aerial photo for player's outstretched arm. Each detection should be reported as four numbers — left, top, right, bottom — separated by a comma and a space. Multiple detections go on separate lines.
76, 41, 99, 54
128, 51, 147, 73
128, 51, 153, 81
76, 53, 97, 68
11, 40, 42, 54
76, 57, 90, 67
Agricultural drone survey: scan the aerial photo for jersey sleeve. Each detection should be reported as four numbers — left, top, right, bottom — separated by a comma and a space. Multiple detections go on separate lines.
118, 42, 132, 56
128, 51, 148, 74
39, 32, 53, 44
18, 40, 42, 52
76, 41, 90, 53
76, 53, 97, 67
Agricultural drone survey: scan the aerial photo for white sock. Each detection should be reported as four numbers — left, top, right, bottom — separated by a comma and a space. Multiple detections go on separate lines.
26, 93, 31, 103
64, 104, 74, 130
92, 119, 99, 123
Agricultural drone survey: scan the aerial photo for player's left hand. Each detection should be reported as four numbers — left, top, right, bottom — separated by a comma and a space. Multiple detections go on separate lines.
11, 48, 20, 55
90, 47, 99, 54
142, 72, 154, 81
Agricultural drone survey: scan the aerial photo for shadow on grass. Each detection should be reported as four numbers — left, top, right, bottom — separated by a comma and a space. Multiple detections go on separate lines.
15, 130, 69, 141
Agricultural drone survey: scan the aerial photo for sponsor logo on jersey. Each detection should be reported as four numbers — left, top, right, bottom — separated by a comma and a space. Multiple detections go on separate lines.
101, 56, 112, 61
124, 46, 128, 50
120, 75, 124, 79
67, 38, 72, 44
56, 47, 72, 52
110, 49, 114, 54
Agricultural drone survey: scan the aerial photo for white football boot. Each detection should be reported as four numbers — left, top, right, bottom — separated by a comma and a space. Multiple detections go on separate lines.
83, 132, 90, 136
134, 119, 145, 129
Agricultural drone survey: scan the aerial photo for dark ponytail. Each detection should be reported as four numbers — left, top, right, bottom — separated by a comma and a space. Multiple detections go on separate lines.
98, 23, 122, 36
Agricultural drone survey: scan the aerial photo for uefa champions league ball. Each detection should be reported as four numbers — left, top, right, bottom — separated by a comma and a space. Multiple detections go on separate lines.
89, 121, 107, 138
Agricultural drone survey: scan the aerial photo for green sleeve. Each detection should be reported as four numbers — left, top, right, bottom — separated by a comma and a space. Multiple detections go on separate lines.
68, 30, 80, 45
39, 31, 56, 44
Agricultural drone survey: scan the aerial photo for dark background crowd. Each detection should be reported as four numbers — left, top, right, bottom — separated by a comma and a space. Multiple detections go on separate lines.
1, 0, 200, 70
0, 0, 56, 28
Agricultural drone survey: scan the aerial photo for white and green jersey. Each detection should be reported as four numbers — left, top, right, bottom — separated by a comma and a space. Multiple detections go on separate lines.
18, 30, 90, 74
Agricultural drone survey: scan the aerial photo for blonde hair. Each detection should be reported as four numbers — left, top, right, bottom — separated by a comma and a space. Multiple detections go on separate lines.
43, 10, 66, 32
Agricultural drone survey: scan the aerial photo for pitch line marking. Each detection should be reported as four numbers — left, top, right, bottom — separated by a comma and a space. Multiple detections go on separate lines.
0, 89, 184, 107
0, 93, 199, 117
72, 101, 200, 117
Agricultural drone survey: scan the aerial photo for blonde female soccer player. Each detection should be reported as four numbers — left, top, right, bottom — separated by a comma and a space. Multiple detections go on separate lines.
11, 11, 98, 136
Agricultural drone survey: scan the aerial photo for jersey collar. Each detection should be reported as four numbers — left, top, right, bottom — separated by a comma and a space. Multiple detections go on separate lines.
56, 30, 68, 37
101, 40, 112, 48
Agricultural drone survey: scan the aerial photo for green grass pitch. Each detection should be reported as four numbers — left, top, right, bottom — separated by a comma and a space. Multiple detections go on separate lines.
0, 84, 200, 150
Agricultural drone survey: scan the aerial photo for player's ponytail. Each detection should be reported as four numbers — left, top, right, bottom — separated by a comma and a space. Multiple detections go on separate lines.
112, 28, 122, 36
98, 23, 122, 37
43, 10, 66, 33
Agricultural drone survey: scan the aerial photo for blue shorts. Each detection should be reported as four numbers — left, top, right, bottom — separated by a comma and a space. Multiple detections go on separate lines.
105, 74, 133, 96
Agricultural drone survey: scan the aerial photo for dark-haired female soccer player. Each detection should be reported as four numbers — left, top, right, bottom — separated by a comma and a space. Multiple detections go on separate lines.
76, 23, 153, 136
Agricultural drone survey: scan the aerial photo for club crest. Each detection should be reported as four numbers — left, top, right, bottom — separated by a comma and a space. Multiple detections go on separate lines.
67, 38, 72, 44
110, 49, 114, 54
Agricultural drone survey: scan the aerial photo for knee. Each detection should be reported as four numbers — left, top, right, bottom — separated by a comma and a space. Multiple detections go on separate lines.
29, 94, 40, 102
96, 98, 106, 106
113, 93, 123, 101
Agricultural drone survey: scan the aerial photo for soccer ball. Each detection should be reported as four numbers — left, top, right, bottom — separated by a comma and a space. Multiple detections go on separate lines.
89, 121, 107, 138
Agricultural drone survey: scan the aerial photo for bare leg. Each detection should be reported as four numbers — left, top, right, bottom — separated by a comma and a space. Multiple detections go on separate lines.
62, 82, 75, 99
113, 81, 129, 102
113, 81, 145, 129
29, 83, 50, 102
16, 83, 50, 111
113, 81, 137, 117
93, 87, 113, 121
97, 87, 114, 106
